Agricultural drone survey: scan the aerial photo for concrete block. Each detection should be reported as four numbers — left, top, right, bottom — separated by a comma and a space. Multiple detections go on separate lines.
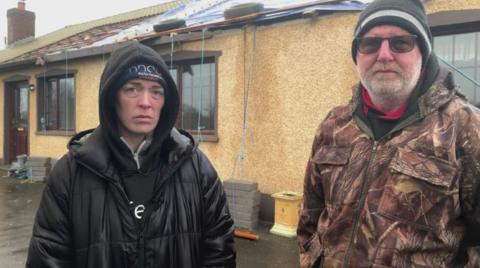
29, 166, 48, 172
225, 188, 258, 197
27, 157, 51, 163
227, 190, 261, 206
231, 209, 259, 222
228, 202, 260, 214
223, 179, 258, 191
31, 176, 46, 182
25, 162, 48, 168
234, 218, 258, 230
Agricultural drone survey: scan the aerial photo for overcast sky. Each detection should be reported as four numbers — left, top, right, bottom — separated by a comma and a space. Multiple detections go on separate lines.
0, 0, 172, 49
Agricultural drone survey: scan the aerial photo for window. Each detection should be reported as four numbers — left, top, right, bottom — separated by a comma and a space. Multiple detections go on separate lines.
434, 32, 480, 105
430, 9, 480, 106
169, 56, 218, 141
37, 73, 75, 134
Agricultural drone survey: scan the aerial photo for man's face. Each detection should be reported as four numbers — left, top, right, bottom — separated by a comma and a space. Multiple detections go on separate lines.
355, 25, 422, 101
116, 78, 165, 140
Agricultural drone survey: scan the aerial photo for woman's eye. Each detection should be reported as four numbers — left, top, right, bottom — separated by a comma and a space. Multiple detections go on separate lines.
122, 87, 138, 96
151, 88, 164, 97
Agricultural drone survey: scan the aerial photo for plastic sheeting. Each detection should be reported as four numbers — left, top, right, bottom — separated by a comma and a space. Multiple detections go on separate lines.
87, 0, 369, 48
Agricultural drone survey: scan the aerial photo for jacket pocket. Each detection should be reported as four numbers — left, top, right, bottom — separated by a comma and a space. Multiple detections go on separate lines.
311, 145, 351, 205
312, 146, 351, 165
377, 147, 458, 231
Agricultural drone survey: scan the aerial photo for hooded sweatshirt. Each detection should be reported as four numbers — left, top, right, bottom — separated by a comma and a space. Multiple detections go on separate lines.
98, 41, 181, 222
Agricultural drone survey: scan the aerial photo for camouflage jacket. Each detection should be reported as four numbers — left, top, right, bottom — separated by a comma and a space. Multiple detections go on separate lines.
298, 71, 480, 268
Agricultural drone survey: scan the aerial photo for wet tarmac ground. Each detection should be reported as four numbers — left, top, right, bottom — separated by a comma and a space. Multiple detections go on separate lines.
0, 175, 299, 268
0, 177, 44, 267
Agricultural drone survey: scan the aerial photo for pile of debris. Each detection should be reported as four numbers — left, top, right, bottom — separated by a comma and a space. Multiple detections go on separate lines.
9, 154, 29, 179
9, 155, 55, 181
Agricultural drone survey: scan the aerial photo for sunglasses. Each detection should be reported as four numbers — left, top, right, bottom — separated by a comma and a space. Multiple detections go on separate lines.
355, 35, 418, 54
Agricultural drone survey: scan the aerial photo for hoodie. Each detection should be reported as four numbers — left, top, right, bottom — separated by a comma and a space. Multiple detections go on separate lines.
99, 41, 182, 221
99, 41, 180, 172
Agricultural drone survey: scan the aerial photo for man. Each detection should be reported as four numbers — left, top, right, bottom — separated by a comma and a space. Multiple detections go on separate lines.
27, 42, 236, 267
297, 0, 480, 267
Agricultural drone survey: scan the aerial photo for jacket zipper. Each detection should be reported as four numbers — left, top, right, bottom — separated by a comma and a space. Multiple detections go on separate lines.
137, 231, 145, 268
77, 147, 196, 268
132, 151, 195, 268
78, 160, 147, 267
343, 140, 378, 267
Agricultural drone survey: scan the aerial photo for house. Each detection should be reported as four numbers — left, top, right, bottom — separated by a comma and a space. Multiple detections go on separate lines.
1, 0, 479, 221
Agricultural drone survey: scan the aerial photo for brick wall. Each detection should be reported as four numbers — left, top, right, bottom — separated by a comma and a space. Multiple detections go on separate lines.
7, 5, 35, 45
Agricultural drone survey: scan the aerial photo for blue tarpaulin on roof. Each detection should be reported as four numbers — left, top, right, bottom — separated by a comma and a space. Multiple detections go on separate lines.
166, 0, 367, 27
88, 0, 369, 48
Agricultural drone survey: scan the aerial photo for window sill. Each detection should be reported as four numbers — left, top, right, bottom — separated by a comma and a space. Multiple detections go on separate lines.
191, 133, 219, 143
36, 130, 76, 136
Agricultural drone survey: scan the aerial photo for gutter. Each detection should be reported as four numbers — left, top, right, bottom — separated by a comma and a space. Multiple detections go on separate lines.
0, 59, 36, 72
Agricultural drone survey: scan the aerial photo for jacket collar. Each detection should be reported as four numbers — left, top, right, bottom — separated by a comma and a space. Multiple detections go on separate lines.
68, 127, 196, 179
417, 69, 457, 117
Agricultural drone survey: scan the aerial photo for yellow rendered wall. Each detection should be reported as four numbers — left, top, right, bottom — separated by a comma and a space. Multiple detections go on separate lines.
426, 0, 480, 13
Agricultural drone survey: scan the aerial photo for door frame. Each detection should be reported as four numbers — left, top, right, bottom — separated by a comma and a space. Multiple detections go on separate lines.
3, 75, 30, 164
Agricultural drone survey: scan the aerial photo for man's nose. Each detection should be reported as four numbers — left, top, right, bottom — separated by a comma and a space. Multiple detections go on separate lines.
377, 39, 394, 61
138, 91, 152, 108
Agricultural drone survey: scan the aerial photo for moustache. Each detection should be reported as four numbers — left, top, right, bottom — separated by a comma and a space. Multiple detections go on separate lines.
371, 63, 401, 74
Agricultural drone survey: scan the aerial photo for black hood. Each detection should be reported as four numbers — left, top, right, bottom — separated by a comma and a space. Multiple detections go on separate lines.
98, 41, 179, 172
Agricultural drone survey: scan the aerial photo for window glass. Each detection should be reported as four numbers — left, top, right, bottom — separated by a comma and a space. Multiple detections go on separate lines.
16, 86, 28, 125
47, 79, 58, 130
434, 32, 480, 105
38, 75, 75, 132
455, 67, 476, 102
58, 77, 75, 130
434, 35, 454, 64
478, 34, 480, 65
181, 61, 215, 132
454, 33, 476, 67
476, 67, 480, 105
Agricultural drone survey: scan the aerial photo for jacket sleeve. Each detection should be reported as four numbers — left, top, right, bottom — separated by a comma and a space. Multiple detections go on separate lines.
457, 106, 480, 267
297, 125, 327, 268
194, 150, 236, 268
26, 155, 73, 268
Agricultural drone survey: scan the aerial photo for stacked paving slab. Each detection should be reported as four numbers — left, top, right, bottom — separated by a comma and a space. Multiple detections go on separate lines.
223, 179, 261, 230
25, 156, 55, 182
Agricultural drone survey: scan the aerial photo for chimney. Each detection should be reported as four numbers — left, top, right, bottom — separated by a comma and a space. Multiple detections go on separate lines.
7, 0, 35, 45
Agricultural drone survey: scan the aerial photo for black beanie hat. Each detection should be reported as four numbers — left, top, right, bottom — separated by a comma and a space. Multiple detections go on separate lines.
116, 61, 167, 89
351, 0, 432, 66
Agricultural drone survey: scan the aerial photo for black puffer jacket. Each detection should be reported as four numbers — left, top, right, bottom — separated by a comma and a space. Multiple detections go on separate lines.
26, 41, 235, 267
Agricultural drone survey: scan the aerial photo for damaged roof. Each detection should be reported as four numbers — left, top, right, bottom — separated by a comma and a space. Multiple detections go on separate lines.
0, 0, 368, 70
0, 0, 192, 64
